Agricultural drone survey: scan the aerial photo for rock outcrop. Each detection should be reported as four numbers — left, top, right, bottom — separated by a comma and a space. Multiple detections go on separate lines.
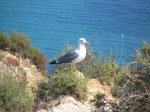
87, 78, 114, 101
0, 50, 45, 98
50, 96, 91, 112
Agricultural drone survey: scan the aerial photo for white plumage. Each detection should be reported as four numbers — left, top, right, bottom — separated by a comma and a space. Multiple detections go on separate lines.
50, 38, 89, 64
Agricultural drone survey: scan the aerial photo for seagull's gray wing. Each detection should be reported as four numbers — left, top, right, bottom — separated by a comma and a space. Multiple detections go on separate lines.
57, 49, 79, 64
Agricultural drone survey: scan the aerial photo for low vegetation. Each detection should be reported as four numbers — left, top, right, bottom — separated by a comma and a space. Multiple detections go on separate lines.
0, 67, 33, 112
36, 66, 87, 102
91, 41, 150, 112
0, 31, 150, 111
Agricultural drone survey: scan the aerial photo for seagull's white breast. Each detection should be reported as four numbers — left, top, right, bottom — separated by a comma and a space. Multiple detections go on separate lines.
71, 44, 86, 64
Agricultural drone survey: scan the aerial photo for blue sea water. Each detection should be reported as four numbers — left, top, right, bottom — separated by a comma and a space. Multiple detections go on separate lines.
0, 0, 150, 72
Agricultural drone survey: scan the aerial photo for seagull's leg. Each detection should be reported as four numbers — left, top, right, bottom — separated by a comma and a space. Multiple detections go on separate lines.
70, 63, 78, 75
74, 64, 78, 76
71, 64, 84, 78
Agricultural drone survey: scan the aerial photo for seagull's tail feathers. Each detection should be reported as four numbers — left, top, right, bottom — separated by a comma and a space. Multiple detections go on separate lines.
49, 60, 59, 64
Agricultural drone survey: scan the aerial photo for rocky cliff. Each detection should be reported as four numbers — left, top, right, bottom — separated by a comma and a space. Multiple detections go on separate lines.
0, 50, 45, 98
0, 50, 114, 112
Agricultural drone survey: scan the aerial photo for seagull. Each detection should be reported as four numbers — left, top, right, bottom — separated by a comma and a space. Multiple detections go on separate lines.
49, 38, 89, 65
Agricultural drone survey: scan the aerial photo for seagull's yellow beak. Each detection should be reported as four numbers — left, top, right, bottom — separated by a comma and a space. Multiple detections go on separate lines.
85, 41, 90, 45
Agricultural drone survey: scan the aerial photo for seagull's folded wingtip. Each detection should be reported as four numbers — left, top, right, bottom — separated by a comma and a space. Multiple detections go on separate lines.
49, 60, 56, 64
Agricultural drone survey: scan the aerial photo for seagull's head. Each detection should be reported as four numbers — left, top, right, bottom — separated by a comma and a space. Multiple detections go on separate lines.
78, 38, 89, 45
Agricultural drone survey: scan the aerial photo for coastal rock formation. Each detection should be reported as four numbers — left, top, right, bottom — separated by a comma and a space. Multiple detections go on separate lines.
0, 50, 115, 112
0, 50, 45, 98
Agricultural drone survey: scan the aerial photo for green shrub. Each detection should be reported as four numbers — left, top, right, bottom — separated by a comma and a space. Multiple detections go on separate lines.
111, 49, 150, 112
11, 31, 31, 53
91, 93, 106, 109
95, 41, 150, 112
36, 66, 87, 102
142, 40, 150, 56
0, 31, 47, 72
0, 69, 33, 112
23, 47, 39, 59
0, 32, 11, 50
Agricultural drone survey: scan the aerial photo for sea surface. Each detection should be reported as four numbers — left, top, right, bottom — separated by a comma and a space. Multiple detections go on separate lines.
0, 0, 150, 72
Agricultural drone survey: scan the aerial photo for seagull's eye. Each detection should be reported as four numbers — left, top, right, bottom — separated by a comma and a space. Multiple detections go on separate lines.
81, 40, 84, 42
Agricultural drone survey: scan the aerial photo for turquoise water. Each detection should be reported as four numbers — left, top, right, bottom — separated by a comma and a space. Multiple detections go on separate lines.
0, 0, 150, 72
